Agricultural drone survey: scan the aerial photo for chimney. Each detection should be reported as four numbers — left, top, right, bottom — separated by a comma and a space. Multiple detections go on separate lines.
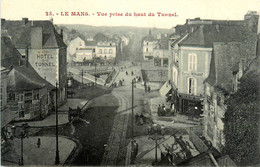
22, 18, 29, 25
60, 29, 63, 39
50, 17, 53, 23
238, 59, 245, 79
26, 47, 29, 67
216, 24, 220, 32
30, 27, 43, 49
191, 27, 194, 32
1, 18, 5, 25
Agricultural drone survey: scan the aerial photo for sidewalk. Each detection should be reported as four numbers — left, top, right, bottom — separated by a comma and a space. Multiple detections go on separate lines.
14, 98, 88, 127
149, 96, 201, 128
126, 134, 200, 166
1, 136, 76, 166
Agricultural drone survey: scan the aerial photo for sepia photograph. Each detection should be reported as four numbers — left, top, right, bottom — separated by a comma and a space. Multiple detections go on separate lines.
1, 0, 260, 166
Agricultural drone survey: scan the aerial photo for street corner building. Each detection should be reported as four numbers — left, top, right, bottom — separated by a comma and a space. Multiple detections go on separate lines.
1, 18, 68, 106
167, 11, 259, 151
1, 36, 55, 122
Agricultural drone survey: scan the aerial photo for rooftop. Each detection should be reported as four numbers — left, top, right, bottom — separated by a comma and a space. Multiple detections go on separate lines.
1, 18, 66, 48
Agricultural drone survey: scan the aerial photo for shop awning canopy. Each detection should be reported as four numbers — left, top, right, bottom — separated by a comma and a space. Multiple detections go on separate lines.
159, 81, 172, 97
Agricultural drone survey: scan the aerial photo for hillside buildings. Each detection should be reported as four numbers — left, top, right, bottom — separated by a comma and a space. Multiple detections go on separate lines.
69, 33, 118, 65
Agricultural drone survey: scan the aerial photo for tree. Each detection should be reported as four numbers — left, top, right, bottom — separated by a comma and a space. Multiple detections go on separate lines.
223, 71, 260, 164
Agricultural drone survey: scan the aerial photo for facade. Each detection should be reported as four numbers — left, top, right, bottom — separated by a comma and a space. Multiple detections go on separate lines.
67, 37, 86, 64
1, 36, 54, 120
168, 11, 259, 115
1, 18, 67, 105
203, 40, 257, 151
74, 48, 95, 65
1, 67, 9, 110
7, 66, 54, 120
142, 30, 157, 60
153, 34, 170, 67
96, 41, 117, 59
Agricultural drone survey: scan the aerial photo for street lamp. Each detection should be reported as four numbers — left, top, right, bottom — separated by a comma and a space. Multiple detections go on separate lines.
131, 79, 136, 139
11, 122, 29, 166
147, 123, 166, 165
55, 82, 60, 164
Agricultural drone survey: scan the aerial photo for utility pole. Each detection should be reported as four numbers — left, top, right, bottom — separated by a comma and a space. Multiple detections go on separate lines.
95, 59, 97, 87
55, 82, 60, 165
80, 69, 84, 84
132, 79, 134, 139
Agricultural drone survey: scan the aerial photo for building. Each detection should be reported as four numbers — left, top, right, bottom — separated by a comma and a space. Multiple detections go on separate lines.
93, 33, 117, 60
142, 30, 157, 60
74, 48, 95, 65
7, 65, 54, 120
153, 34, 170, 67
168, 11, 259, 115
1, 18, 67, 105
203, 38, 258, 151
1, 66, 9, 110
1, 36, 55, 121
67, 37, 86, 64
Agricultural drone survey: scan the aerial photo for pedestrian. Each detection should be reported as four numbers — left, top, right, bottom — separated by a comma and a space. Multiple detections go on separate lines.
131, 71, 134, 76
171, 103, 175, 115
145, 85, 147, 93
135, 113, 139, 124
37, 138, 41, 148
148, 85, 151, 93
157, 104, 162, 116
162, 104, 166, 116
139, 113, 144, 125
133, 140, 139, 159
126, 71, 128, 75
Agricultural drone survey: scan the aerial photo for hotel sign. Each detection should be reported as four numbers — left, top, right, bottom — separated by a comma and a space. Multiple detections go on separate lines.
182, 71, 203, 76
35, 50, 56, 67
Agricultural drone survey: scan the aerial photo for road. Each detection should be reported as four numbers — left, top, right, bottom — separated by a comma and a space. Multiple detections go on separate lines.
101, 64, 143, 166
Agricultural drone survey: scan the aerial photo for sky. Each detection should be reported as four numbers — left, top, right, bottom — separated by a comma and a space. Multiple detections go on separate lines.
1, 0, 260, 29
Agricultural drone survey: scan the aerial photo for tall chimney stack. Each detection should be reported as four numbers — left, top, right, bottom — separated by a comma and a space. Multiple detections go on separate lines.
26, 47, 29, 67
22, 18, 29, 25
60, 29, 63, 39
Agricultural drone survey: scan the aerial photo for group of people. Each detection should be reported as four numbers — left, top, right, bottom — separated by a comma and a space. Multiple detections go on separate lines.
135, 113, 145, 125
111, 79, 124, 88
157, 104, 167, 116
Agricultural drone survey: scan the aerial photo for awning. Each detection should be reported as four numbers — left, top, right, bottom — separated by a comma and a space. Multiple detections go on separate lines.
159, 81, 172, 97
1, 108, 18, 128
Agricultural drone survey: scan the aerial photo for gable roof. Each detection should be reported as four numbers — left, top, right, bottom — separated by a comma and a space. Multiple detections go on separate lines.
204, 40, 257, 93
156, 35, 169, 50
1, 19, 66, 48
7, 65, 54, 91
179, 24, 249, 48
1, 37, 24, 69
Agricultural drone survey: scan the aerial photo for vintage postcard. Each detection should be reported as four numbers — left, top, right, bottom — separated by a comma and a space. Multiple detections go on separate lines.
1, 0, 260, 166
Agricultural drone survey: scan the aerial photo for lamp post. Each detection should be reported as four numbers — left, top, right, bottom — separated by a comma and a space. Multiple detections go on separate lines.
55, 82, 60, 164
11, 122, 29, 166
148, 123, 166, 165
131, 79, 136, 139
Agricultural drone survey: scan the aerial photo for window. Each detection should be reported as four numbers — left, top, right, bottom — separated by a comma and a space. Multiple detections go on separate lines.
188, 53, 197, 71
8, 93, 15, 101
109, 49, 113, 53
99, 49, 102, 54
217, 96, 221, 106
93, 49, 95, 53
188, 78, 196, 95
104, 49, 107, 53
146, 48, 148, 52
